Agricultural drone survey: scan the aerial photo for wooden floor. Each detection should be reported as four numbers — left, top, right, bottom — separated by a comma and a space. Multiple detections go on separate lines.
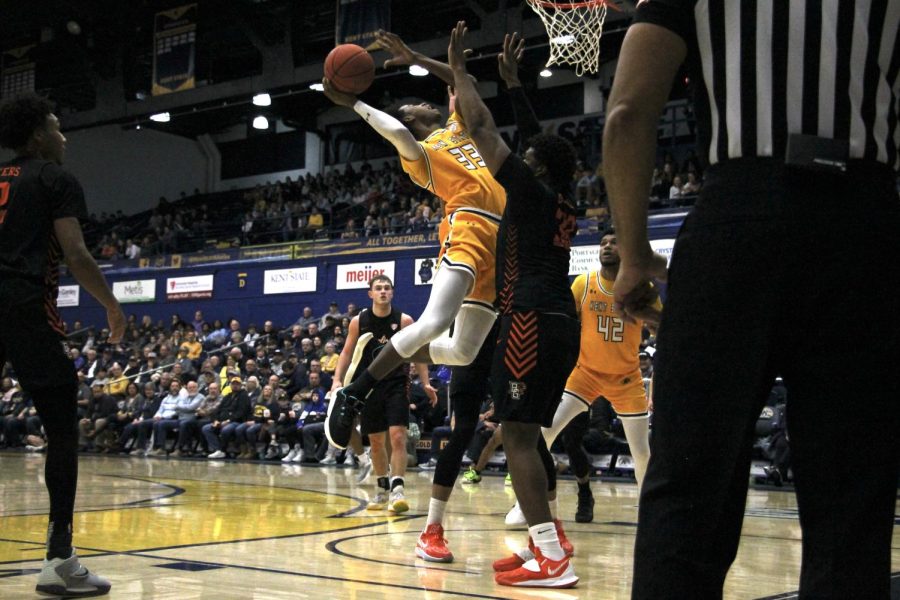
0, 452, 897, 599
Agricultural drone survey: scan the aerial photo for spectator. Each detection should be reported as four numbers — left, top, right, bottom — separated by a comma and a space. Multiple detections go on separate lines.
176, 382, 221, 456
204, 377, 251, 459
78, 380, 119, 452
116, 383, 161, 454
319, 302, 342, 329
298, 385, 329, 462
147, 380, 186, 456
320, 342, 339, 376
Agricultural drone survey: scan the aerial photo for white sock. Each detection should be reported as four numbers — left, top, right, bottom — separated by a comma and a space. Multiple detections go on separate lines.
621, 416, 651, 493
549, 497, 559, 520
426, 498, 447, 526
529, 521, 565, 561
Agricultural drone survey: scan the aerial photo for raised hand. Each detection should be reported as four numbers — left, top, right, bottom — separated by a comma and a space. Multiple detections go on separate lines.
321, 77, 357, 108
374, 30, 416, 69
498, 32, 525, 86
448, 21, 469, 73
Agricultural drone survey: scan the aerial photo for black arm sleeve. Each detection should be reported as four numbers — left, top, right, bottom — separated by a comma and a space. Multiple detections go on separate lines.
507, 87, 541, 153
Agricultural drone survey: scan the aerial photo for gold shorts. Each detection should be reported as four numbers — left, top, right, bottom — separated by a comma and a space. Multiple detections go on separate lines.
437, 208, 500, 306
564, 364, 648, 417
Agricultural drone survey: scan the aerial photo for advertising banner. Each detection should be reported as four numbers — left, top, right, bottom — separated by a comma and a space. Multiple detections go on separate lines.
263, 267, 317, 295
336, 261, 395, 290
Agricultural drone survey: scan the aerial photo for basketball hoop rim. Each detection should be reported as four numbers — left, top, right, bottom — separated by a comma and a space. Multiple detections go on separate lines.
528, 0, 612, 9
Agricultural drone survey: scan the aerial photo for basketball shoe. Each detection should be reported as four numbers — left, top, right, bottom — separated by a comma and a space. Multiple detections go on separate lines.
415, 524, 453, 562
461, 468, 482, 484
575, 485, 595, 523
388, 487, 409, 514
36, 551, 111, 597
494, 547, 578, 588
367, 490, 389, 510
325, 333, 372, 449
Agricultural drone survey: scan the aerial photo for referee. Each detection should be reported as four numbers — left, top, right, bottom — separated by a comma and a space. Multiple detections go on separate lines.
603, 2, 899, 599
0, 94, 124, 597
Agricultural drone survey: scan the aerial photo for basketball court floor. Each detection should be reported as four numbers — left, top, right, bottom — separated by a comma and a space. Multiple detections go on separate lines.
1, 452, 897, 599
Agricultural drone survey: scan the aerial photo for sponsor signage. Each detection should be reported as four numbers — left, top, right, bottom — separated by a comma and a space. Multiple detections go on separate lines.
569, 244, 600, 275
413, 257, 437, 286
263, 267, 318, 295
112, 279, 157, 303
57, 285, 80, 308
336, 261, 395, 290
166, 274, 213, 301
650, 238, 676, 265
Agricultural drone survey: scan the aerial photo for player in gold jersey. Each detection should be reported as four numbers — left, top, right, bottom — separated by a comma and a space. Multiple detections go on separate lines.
505, 227, 662, 526
322, 32, 505, 450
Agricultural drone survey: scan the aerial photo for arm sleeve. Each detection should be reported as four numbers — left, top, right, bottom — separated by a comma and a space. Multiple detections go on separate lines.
353, 100, 422, 161
507, 87, 541, 152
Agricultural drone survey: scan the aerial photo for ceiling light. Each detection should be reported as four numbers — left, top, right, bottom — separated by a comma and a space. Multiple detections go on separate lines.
409, 65, 429, 77
252, 93, 271, 106
309, 82, 324, 91
252, 116, 269, 130
149, 112, 170, 122
539, 69, 553, 78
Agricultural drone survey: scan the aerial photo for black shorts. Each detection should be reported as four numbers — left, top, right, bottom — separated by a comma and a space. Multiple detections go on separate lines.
0, 279, 77, 392
360, 378, 409, 436
492, 311, 579, 427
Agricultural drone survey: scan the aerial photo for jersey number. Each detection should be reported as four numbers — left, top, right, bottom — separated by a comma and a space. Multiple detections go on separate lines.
597, 314, 624, 342
448, 143, 486, 170
0, 182, 9, 225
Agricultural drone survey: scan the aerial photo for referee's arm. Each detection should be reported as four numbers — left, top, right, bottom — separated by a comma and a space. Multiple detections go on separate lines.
603, 23, 686, 321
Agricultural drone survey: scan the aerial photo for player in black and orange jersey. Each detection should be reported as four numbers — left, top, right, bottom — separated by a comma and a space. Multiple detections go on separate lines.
321, 31, 505, 451
0, 94, 124, 597
449, 23, 580, 588
505, 227, 662, 526
328, 275, 436, 515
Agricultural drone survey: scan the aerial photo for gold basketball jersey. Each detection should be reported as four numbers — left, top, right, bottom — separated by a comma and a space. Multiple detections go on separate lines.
400, 111, 506, 217
572, 272, 660, 375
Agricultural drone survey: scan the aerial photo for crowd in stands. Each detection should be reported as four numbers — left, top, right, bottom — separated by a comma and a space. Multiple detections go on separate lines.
1, 299, 794, 487
83, 148, 711, 262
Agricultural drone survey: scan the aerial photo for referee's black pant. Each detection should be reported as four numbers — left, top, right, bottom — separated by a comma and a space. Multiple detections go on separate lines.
632, 158, 899, 600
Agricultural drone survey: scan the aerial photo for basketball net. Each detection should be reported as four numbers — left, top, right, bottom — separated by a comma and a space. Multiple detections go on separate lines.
526, 0, 608, 77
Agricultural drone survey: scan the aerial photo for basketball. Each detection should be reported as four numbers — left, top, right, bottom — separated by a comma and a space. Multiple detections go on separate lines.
324, 44, 375, 95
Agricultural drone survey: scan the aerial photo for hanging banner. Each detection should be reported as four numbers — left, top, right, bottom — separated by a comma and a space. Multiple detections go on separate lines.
1, 44, 36, 98
152, 4, 197, 96
336, 0, 390, 50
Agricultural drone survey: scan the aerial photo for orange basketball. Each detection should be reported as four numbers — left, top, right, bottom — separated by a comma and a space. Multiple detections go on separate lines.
324, 44, 375, 95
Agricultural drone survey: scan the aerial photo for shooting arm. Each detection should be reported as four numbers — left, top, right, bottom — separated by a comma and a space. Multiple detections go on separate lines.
352, 101, 422, 161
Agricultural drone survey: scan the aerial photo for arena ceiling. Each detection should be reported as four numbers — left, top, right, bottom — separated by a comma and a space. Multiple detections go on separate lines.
0, 0, 636, 137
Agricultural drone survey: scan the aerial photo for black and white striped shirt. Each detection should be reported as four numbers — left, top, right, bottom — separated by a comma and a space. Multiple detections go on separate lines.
635, 0, 900, 170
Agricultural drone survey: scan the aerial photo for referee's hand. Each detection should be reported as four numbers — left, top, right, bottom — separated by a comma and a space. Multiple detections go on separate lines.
613, 251, 667, 326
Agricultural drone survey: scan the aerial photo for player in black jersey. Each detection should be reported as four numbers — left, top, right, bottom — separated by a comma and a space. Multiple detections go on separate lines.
329, 275, 435, 513
0, 94, 124, 597
449, 23, 580, 589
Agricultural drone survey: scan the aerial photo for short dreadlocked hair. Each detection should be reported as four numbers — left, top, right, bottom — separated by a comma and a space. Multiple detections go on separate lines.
0, 94, 54, 150
526, 133, 577, 193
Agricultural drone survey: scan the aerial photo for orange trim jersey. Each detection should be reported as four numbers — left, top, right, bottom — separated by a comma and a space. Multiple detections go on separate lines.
399, 111, 506, 218
572, 272, 661, 376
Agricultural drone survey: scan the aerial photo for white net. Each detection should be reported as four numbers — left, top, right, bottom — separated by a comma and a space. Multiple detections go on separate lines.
526, 0, 608, 77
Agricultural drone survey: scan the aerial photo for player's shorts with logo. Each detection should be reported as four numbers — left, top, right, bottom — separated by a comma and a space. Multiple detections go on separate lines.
0, 278, 77, 392
437, 208, 500, 306
359, 378, 410, 436
564, 364, 648, 417
492, 311, 579, 426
